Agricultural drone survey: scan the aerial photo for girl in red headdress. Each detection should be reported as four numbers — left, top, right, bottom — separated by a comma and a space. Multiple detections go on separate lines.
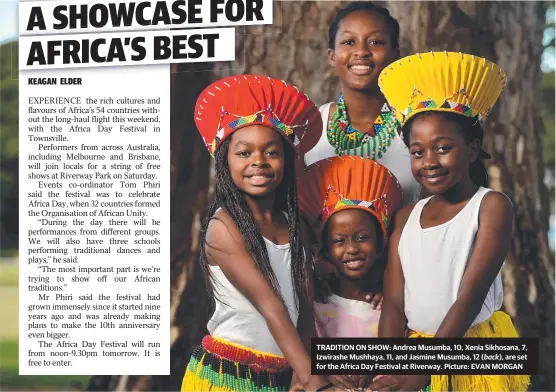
181, 75, 333, 391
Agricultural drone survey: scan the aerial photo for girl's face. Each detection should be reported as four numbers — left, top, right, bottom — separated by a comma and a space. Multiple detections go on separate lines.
328, 10, 398, 92
227, 125, 285, 198
325, 209, 381, 280
408, 113, 479, 195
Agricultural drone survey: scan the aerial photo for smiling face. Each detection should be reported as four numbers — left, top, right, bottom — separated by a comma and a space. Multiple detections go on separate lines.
407, 113, 480, 195
328, 10, 398, 93
325, 209, 382, 280
227, 125, 286, 198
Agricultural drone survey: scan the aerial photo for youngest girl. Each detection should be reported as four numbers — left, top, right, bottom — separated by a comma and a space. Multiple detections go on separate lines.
298, 156, 402, 338
297, 156, 403, 390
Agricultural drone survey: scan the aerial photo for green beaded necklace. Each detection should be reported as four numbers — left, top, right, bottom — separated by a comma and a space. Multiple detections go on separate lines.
327, 94, 399, 159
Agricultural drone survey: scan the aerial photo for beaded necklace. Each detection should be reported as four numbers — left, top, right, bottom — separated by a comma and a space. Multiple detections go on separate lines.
327, 94, 399, 159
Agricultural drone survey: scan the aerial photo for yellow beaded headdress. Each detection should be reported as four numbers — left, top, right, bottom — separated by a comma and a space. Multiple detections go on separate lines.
378, 52, 507, 125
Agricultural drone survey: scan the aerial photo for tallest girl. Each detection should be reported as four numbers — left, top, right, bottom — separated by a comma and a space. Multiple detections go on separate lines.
304, 1, 421, 205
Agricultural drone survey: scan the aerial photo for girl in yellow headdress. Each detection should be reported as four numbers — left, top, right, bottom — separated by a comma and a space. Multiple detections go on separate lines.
369, 52, 531, 392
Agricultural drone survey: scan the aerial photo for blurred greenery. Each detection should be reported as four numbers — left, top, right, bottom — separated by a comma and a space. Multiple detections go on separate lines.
0, 249, 18, 258
0, 264, 92, 390
0, 341, 90, 391
0, 285, 17, 341
0, 262, 18, 287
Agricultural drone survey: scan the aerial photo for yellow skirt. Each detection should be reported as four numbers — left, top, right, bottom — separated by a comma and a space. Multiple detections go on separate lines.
409, 311, 531, 392
181, 335, 292, 392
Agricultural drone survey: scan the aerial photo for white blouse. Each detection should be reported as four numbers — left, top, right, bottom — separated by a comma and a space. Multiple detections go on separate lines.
398, 187, 504, 334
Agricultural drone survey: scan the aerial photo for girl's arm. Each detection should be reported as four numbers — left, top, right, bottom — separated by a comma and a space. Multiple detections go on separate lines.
378, 205, 413, 338
369, 206, 426, 391
205, 210, 330, 391
434, 191, 514, 338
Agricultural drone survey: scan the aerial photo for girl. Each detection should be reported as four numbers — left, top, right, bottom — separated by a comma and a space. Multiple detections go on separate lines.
298, 156, 403, 338
296, 156, 403, 390
181, 74, 332, 392
303, 1, 421, 206
302, 2, 419, 305
371, 52, 531, 391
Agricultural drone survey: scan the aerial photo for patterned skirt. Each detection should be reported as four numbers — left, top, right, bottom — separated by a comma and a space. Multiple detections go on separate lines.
409, 311, 531, 391
181, 335, 292, 392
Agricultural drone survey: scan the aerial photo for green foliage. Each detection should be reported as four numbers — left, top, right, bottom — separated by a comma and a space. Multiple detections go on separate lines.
0, 263, 18, 286
0, 286, 17, 341
0, 341, 91, 391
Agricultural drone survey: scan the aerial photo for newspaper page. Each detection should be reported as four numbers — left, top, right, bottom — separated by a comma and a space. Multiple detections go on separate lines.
3, 0, 553, 389
17, 0, 270, 376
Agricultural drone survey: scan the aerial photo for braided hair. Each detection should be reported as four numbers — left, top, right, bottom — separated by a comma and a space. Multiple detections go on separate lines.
402, 111, 490, 188
328, 2, 400, 50
199, 137, 308, 317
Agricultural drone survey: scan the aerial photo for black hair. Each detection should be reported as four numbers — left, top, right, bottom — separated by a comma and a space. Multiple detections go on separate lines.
316, 209, 385, 303
328, 2, 400, 50
198, 137, 308, 317
320, 210, 384, 255
402, 111, 489, 188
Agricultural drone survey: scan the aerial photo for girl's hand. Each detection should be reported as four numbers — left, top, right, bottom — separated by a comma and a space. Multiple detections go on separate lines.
303, 375, 341, 392
289, 382, 304, 392
348, 374, 374, 390
326, 374, 359, 390
366, 374, 429, 391
289, 372, 304, 391
314, 271, 383, 310
365, 292, 383, 310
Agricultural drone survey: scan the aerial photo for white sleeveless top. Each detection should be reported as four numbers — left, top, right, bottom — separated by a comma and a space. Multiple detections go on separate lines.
303, 102, 421, 205
398, 187, 504, 335
207, 211, 299, 356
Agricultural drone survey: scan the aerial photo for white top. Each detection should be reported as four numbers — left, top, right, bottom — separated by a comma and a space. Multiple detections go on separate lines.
398, 187, 504, 335
314, 294, 381, 338
207, 211, 299, 356
304, 102, 421, 205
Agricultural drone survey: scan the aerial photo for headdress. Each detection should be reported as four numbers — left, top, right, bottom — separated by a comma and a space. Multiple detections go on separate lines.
297, 156, 403, 243
378, 52, 507, 125
194, 74, 322, 157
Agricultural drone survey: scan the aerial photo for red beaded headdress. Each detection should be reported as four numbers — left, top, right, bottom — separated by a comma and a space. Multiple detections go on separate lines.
297, 156, 403, 243
194, 74, 322, 157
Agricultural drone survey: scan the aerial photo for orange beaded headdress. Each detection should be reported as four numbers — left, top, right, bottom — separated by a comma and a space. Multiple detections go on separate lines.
297, 156, 403, 243
194, 74, 322, 157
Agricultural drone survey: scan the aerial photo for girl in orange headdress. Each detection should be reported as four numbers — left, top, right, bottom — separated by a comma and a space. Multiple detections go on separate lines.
296, 156, 403, 390
302, 1, 420, 313
181, 75, 332, 392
